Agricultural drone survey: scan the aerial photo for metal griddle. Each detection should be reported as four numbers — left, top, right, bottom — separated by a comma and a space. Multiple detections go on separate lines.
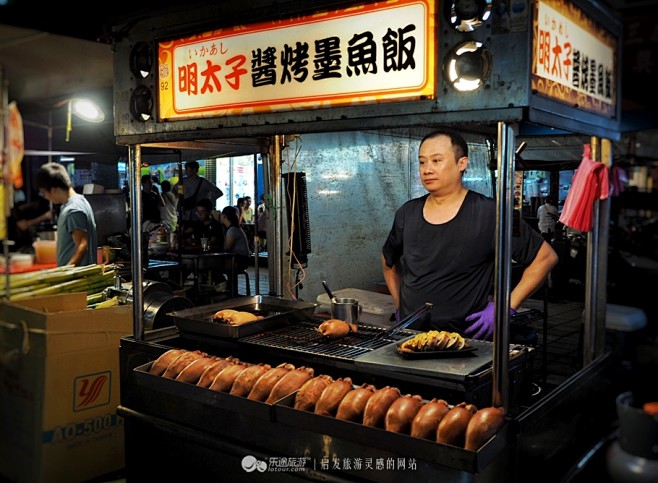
354, 336, 533, 382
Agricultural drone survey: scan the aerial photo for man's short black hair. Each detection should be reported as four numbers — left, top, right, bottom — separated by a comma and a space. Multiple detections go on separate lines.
185, 161, 200, 172
420, 129, 469, 160
195, 198, 213, 211
36, 162, 72, 191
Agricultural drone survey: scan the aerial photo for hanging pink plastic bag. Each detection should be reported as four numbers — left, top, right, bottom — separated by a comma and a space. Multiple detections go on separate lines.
559, 144, 609, 232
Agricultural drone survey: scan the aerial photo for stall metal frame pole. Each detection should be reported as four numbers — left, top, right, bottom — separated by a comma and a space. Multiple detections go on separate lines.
128, 144, 145, 341
270, 135, 284, 297
583, 137, 611, 364
492, 121, 516, 411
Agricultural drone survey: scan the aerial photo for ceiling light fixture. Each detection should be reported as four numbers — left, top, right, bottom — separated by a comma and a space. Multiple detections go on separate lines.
63, 97, 106, 142
69, 98, 105, 123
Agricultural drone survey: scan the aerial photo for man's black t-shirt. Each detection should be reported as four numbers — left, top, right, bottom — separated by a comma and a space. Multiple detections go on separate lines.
382, 190, 543, 333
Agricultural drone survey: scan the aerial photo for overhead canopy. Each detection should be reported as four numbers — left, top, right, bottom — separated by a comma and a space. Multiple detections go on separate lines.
111, 0, 623, 149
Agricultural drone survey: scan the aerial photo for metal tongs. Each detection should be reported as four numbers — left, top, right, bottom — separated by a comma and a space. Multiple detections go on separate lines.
372, 302, 433, 341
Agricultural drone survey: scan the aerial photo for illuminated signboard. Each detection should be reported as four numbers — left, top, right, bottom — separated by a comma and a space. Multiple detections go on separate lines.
532, 0, 617, 117
157, 0, 434, 121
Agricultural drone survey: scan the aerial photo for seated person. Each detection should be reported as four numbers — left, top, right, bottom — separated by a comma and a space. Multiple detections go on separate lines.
181, 198, 224, 251
221, 205, 251, 271
180, 199, 226, 289
256, 205, 267, 252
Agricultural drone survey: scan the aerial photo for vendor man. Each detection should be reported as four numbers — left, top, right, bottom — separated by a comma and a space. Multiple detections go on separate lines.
382, 130, 558, 340
36, 162, 98, 266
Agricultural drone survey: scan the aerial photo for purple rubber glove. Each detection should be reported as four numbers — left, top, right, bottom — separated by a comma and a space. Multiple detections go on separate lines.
464, 301, 517, 340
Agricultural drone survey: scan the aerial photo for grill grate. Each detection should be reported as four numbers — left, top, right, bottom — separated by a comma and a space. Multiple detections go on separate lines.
239, 320, 412, 361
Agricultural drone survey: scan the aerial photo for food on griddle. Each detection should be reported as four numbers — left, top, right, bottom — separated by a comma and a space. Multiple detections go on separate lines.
247, 363, 296, 401
314, 377, 354, 417
162, 350, 207, 379
316, 319, 358, 340
410, 398, 450, 440
175, 356, 221, 384
196, 357, 241, 388
209, 362, 248, 392
336, 384, 376, 422
211, 309, 263, 326
363, 386, 402, 428
293, 375, 334, 412
229, 363, 272, 397
464, 406, 505, 451
150, 349, 187, 376
266, 366, 315, 403
436, 402, 478, 446
385, 394, 424, 434
399, 330, 469, 352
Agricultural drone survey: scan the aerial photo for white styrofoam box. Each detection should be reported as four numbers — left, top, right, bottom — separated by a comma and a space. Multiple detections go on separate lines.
82, 183, 105, 194
606, 303, 647, 332
317, 288, 395, 327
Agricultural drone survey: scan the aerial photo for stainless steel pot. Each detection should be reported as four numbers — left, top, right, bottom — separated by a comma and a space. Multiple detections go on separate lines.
36, 223, 57, 241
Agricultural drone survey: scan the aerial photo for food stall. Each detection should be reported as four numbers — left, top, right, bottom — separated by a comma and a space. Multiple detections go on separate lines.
112, 0, 623, 481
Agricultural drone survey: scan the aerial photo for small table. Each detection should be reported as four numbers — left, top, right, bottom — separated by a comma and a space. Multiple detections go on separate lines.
179, 251, 237, 298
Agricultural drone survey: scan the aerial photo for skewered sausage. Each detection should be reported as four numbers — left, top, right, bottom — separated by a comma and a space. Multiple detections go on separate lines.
229, 363, 272, 397
149, 349, 186, 376
410, 398, 450, 440
196, 357, 240, 388
363, 386, 401, 428
209, 363, 248, 392
162, 350, 207, 379
465, 406, 505, 451
316, 319, 357, 340
385, 394, 424, 434
336, 384, 376, 422
247, 363, 296, 401
314, 378, 354, 417
293, 375, 334, 412
266, 366, 315, 403
175, 356, 220, 384
437, 402, 478, 446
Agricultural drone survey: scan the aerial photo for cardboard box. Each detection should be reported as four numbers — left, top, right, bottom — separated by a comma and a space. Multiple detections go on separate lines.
0, 293, 133, 483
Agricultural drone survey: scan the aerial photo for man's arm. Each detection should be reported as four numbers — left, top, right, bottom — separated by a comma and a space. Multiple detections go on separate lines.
16, 210, 52, 231
510, 241, 558, 310
68, 229, 90, 266
381, 253, 401, 309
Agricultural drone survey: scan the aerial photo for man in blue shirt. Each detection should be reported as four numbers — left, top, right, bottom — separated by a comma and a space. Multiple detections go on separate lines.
36, 162, 98, 266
